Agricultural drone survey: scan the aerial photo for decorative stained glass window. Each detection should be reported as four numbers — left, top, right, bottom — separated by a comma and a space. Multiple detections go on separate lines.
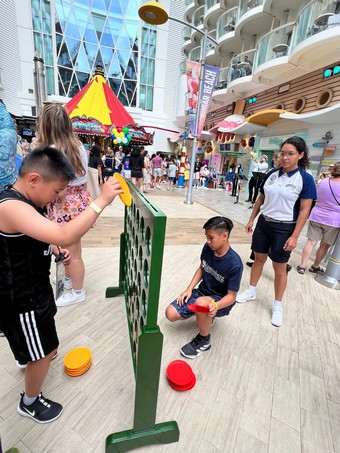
31, 0, 156, 108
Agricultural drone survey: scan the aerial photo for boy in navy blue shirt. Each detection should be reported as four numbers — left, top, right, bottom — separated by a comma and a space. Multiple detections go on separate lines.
165, 216, 243, 358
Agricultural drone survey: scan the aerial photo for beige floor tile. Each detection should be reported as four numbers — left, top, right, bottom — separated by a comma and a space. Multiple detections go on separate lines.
300, 369, 329, 419
268, 417, 300, 453
233, 427, 268, 453
301, 408, 334, 453
239, 382, 272, 443
272, 376, 300, 431
328, 400, 340, 453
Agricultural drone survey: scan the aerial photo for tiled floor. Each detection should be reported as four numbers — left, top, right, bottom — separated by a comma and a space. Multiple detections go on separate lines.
0, 184, 339, 453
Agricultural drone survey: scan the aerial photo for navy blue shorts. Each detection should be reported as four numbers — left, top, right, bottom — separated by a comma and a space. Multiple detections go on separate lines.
170, 288, 236, 319
252, 215, 295, 263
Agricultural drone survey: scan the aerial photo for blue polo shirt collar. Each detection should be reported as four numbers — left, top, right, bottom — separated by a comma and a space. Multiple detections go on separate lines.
278, 167, 300, 177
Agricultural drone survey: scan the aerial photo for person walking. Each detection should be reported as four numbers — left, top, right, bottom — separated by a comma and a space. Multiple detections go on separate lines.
130, 146, 144, 190
297, 161, 340, 274
236, 136, 317, 327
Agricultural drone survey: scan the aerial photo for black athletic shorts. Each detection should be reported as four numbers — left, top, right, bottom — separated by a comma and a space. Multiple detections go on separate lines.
0, 287, 59, 363
251, 214, 296, 263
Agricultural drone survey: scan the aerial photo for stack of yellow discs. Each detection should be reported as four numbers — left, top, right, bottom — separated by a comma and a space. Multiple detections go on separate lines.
64, 347, 92, 377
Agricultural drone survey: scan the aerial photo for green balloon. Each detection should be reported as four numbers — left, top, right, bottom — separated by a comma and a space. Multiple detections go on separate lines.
127, 135, 132, 141
123, 127, 129, 134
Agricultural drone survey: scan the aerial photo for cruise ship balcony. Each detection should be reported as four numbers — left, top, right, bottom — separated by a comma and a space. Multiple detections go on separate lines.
253, 23, 296, 83
216, 7, 243, 56
212, 66, 236, 105
289, 0, 340, 71
235, 0, 272, 36
181, 25, 196, 55
227, 49, 259, 94
205, 29, 222, 66
184, 0, 197, 24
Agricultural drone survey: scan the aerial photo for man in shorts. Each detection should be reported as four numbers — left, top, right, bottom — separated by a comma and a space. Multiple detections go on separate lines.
151, 152, 163, 189
165, 217, 243, 358
0, 146, 122, 423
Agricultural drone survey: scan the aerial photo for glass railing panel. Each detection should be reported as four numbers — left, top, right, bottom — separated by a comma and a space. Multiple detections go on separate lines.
188, 46, 201, 62
215, 67, 229, 90
182, 26, 192, 41
179, 61, 187, 75
230, 49, 256, 81
255, 23, 294, 67
292, 0, 340, 48
239, 0, 264, 18
185, 0, 194, 6
192, 5, 205, 27
205, 0, 219, 14
216, 7, 238, 39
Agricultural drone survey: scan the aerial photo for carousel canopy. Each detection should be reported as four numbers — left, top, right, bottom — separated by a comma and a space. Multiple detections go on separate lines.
64, 65, 154, 145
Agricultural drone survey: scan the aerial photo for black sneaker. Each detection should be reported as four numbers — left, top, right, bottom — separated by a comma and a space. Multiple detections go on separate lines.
17, 392, 63, 423
180, 334, 211, 359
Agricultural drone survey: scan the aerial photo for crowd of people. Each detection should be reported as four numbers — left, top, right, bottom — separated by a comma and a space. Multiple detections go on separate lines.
0, 99, 339, 430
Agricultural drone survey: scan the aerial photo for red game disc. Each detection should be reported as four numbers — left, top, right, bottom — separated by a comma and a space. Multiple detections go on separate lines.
169, 373, 196, 391
166, 360, 194, 387
187, 304, 209, 313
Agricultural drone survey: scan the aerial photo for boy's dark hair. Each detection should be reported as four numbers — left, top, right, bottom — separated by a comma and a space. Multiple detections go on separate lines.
19, 146, 76, 183
203, 216, 234, 234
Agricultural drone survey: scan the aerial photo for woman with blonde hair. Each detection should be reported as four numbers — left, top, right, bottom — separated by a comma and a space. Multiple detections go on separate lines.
36, 103, 90, 306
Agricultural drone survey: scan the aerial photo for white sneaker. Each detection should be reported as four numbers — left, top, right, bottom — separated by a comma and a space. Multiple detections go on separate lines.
52, 276, 72, 290
236, 289, 256, 304
56, 289, 86, 307
271, 306, 283, 327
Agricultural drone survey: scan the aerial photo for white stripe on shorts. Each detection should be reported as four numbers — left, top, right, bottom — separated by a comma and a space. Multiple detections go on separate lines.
19, 311, 45, 361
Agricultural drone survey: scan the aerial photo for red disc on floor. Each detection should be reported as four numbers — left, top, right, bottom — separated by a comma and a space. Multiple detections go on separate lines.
169, 373, 196, 391
166, 360, 194, 387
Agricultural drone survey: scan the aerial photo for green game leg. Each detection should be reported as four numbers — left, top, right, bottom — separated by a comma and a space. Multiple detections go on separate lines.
105, 421, 180, 452
106, 232, 125, 298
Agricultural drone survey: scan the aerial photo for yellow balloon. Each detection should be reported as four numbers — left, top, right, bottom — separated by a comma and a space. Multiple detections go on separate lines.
120, 132, 125, 138
113, 139, 117, 144
113, 128, 118, 136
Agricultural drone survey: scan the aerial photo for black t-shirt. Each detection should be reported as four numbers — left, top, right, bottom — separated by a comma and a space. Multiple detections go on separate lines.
198, 243, 243, 297
130, 153, 144, 172
194, 161, 202, 172
88, 155, 103, 169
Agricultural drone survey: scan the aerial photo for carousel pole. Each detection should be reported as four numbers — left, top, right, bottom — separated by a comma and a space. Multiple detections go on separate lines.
176, 130, 187, 188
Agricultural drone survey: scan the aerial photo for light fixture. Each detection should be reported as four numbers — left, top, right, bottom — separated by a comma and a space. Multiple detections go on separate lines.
138, 1, 168, 25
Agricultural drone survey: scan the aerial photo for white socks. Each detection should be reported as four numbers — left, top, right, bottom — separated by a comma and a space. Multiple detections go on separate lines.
248, 285, 256, 296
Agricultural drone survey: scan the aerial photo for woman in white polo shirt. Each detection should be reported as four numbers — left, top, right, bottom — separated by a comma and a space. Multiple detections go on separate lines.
236, 136, 317, 327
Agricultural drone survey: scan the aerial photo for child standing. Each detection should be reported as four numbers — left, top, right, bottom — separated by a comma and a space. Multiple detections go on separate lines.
0, 146, 122, 423
167, 159, 178, 191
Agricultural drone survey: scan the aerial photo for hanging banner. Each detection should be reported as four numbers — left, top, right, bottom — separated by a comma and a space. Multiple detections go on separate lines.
197, 65, 219, 137
186, 60, 201, 136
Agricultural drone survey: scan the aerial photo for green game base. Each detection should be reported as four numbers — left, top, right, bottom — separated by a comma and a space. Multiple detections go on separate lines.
105, 421, 179, 452
106, 286, 124, 298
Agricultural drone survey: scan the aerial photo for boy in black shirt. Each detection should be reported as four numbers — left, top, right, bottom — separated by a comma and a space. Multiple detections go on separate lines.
0, 147, 122, 423
165, 216, 243, 358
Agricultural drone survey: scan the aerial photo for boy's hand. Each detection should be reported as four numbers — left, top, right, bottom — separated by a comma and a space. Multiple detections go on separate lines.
97, 177, 123, 205
59, 248, 71, 265
208, 301, 218, 318
177, 289, 192, 306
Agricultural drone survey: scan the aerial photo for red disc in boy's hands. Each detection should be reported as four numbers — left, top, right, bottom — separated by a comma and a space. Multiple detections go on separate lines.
187, 304, 209, 313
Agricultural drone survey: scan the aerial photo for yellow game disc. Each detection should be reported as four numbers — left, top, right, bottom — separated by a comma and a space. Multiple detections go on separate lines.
65, 359, 92, 376
64, 347, 92, 371
113, 172, 132, 206
65, 357, 92, 373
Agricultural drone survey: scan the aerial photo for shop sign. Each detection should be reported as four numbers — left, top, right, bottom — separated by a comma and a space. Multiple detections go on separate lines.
312, 142, 325, 148
325, 146, 336, 151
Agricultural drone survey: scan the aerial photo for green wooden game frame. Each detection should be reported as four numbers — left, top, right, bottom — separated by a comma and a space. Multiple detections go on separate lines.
105, 183, 179, 452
